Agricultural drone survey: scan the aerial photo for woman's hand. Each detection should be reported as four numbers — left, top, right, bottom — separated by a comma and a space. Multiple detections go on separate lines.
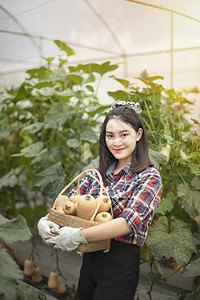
46, 226, 88, 252
37, 217, 60, 241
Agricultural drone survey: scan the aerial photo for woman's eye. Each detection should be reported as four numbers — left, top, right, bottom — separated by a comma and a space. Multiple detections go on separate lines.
122, 134, 128, 137
106, 134, 113, 138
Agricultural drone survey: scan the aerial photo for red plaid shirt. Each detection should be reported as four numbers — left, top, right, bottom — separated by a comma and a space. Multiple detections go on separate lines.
67, 163, 162, 246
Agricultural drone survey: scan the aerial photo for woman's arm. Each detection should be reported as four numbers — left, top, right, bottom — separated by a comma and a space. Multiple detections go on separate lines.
81, 217, 132, 242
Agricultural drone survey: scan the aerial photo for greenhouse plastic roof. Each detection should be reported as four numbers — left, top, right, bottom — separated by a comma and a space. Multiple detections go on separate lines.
0, 0, 200, 90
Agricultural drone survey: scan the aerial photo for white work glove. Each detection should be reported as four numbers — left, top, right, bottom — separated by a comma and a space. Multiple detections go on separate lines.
46, 226, 88, 252
37, 216, 60, 242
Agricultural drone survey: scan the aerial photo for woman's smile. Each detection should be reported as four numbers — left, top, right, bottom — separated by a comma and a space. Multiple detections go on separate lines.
112, 147, 126, 153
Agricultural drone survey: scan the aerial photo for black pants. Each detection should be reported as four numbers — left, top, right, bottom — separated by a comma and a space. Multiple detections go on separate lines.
75, 239, 140, 300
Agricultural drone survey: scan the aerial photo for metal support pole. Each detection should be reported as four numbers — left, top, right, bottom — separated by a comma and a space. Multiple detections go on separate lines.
170, 12, 174, 89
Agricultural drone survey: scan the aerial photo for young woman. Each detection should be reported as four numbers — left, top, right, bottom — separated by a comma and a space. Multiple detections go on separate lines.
38, 101, 162, 300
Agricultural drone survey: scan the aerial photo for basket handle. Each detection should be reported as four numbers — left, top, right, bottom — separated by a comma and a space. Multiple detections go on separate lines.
55, 169, 102, 199
77, 169, 104, 197
53, 169, 104, 210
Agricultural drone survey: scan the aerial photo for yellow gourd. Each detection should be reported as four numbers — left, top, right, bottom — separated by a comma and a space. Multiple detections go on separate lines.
76, 194, 97, 220
23, 259, 34, 276
56, 277, 67, 294
160, 144, 171, 163
55, 195, 69, 209
48, 271, 58, 289
62, 200, 76, 215
95, 212, 113, 222
96, 195, 111, 212
70, 191, 82, 203
32, 266, 42, 283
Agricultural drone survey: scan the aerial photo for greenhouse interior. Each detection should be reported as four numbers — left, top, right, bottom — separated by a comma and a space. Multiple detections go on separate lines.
0, 1, 200, 300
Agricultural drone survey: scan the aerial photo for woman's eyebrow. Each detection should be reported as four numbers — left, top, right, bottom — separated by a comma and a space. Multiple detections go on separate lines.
106, 129, 129, 134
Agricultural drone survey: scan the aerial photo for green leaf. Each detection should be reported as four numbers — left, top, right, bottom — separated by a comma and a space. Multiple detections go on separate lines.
85, 85, 94, 92
183, 257, 200, 277
112, 77, 130, 88
37, 86, 55, 96
43, 56, 54, 67
16, 205, 47, 228
12, 142, 46, 158
85, 105, 110, 117
26, 66, 52, 80
43, 102, 67, 129
54, 40, 76, 56
146, 217, 196, 266
34, 162, 64, 200
16, 283, 46, 300
181, 131, 191, 142
108, 90, 131, 101
13, 83, 26, 100
0, 214, 32, 245
66, 74, 84, 85
192, 176, 200, 190
69, 62, 118, 76
0, 250, 24, 299
98, 61, 118, 76
162, 134, 174, 144
148, 75, 164, 81
80, 130, 98, 143
156, 192, 176, 215
191, 118, 200, 125
67, 138, 81, 148
177, 183, 200, 216
0, 169, 18, 189
147, 271, 162, 284
149, 148, 167, 168
22, 122, 43, 134
85, 74, 96, 83
34, 81, 54, 89
0, 129, 12, 138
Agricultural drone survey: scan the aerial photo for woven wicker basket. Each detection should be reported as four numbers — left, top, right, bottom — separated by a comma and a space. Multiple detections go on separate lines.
48, 169, 112, 253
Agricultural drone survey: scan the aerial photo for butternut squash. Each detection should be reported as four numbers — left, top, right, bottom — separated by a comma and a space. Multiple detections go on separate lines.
32, 266, 42, 283
62, 200, 76, 215
96, 195, 111, 212
55, 195, 69, 209
48, 271, 58, 289
95, 212, 113, 222
56, 277, 67, 294
23, 259, 34, 276
56, 206, 64, 213
76, 194, 97, 220
70, 191, 82, 203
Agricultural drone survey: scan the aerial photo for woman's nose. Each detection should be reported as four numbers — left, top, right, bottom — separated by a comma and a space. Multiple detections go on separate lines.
113, 137, 123, 146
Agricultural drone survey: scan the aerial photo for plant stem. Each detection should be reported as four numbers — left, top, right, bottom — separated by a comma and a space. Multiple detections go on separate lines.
147, 282, 153, 300
95, 75, 102, 96
54, 249, 68, 282
161, 266, 182, 280
175, 167, 187, 185
141, 117, 157, 145
143, 98, 155, 131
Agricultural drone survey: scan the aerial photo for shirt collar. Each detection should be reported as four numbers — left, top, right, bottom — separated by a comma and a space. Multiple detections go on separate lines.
106, 162, 132, 177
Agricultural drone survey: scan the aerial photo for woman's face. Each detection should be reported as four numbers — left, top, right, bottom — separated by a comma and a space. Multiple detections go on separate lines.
105, 118, 143, 166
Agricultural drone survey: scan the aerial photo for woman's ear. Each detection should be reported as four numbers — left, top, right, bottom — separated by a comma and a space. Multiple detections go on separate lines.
136, 128, 143, 141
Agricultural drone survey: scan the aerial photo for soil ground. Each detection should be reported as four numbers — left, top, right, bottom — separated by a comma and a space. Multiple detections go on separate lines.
13, 236, 190, 300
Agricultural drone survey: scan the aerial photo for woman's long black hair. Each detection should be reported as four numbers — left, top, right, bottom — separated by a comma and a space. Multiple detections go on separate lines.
98, 105, 150, 185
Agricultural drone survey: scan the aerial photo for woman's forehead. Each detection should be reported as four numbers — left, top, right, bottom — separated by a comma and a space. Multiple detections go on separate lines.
106, 118, 133, 132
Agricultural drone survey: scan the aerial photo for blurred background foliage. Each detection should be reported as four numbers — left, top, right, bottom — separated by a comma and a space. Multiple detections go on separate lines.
0, 41, 200, 299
